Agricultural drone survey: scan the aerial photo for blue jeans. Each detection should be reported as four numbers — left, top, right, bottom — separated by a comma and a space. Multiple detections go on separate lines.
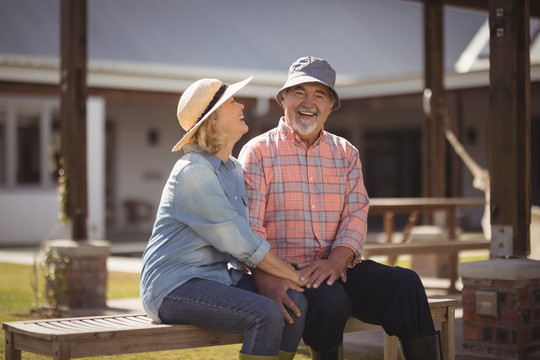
158, 272, 307, 356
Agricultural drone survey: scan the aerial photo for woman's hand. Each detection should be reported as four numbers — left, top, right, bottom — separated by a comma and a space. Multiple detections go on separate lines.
297, 247, 354, 289
252, 269, 304, 324
256, 251, 307, 288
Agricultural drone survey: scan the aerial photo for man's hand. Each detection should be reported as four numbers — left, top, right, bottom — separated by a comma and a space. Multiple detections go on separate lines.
297, 247, 355, 289
251, 269, 304, 324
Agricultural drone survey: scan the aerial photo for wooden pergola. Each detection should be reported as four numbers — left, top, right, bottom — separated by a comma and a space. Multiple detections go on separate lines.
418, 0, 533, 258
60, 0, 533, 259
60, 0, 87, 241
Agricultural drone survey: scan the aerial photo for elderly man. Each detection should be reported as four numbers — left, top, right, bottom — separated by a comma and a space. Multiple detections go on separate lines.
239, 56, 442, 360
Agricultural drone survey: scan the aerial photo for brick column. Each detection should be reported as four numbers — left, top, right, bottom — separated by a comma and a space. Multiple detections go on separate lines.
459, 259, 540, 359
43, 239, 110, 309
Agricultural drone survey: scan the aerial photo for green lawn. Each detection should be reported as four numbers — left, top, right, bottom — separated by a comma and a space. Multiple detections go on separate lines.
0, 262, 383, 360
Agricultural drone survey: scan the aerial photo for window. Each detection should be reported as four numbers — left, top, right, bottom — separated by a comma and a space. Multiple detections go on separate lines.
17, 105, 41, 184
0, 97, 60, 188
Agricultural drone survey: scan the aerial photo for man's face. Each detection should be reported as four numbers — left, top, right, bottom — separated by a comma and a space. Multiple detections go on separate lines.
281, 82, 334, 145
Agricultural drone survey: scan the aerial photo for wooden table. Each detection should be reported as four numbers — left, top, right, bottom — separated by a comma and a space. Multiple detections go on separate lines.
368, 197, 485, 292
370, 197, 485, 243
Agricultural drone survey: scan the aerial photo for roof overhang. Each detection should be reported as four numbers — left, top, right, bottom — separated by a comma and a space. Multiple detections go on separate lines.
1, 55, 540, 100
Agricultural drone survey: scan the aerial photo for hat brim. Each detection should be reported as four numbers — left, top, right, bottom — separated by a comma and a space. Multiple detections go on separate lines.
172, 76, 254, 152
275, 75, 340, 111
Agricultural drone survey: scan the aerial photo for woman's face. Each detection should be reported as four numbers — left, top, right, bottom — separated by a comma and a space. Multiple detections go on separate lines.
215, 96, 248, 144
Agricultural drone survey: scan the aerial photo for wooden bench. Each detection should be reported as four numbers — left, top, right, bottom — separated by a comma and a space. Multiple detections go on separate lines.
3, 298, 456, 360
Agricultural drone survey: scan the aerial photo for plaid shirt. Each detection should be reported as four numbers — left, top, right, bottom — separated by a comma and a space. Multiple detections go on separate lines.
239, 118, 369, 266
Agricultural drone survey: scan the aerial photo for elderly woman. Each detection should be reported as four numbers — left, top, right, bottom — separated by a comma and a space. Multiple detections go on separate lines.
140, 77, 307, 360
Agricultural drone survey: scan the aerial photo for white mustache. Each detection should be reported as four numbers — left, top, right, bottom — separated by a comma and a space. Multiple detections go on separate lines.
297, 107, 318, 116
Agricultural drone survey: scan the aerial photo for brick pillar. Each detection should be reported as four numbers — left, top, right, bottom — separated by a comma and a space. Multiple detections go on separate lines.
459, 259, 540, 359
43, 239, 110, 309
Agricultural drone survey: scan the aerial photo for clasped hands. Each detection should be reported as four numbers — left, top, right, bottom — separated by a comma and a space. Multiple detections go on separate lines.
254, 247, 354, 324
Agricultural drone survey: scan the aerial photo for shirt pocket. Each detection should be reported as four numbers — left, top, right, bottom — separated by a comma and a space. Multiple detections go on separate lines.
322, 175, 345, 215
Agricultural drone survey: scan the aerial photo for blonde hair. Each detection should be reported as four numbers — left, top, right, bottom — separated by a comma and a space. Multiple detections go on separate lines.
188, 107, 227, 155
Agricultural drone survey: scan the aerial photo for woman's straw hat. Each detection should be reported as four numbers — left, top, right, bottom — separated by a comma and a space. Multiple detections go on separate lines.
172, 76, 253, 151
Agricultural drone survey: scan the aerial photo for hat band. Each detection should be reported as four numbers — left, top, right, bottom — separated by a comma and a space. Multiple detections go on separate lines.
188, 84, 228, 132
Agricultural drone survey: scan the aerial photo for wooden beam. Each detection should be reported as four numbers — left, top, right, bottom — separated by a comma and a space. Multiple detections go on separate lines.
0, 81, 60, 96
423, 0, 447, 198
89, 87, 178, 105
404, 0, 540, 17
489, 0, 531, 257
446, 91, 464, 198
447, 0, 540, 17
0, 82, 179, 106
60, 0, 88, 240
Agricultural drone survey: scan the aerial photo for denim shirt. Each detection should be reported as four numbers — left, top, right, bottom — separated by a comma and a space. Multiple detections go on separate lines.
140, 145, 271, 322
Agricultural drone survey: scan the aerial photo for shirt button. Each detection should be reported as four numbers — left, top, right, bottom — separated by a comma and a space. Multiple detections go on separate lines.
311, 205, 315, 209
234, 196, 238, 200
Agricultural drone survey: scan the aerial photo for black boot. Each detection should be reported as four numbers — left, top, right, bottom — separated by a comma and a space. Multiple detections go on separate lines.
308, 343, 343, 360
400, 331, 442, 360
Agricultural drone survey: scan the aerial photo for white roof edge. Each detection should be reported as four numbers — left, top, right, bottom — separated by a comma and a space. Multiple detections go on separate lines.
1, 55, 539, 100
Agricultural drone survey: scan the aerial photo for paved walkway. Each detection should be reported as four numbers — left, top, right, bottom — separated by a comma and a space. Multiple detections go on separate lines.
0, 244, 478, 359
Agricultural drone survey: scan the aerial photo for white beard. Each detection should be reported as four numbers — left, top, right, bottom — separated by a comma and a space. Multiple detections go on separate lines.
291, 116, 318, 135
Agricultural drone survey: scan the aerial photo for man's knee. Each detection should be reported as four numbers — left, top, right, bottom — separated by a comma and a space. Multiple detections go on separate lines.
303, 284, 349, 351
306, 283, 350, 321
395, 266, 424, 288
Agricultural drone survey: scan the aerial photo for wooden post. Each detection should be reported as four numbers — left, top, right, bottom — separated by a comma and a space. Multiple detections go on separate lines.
60, 0, 88, 241
488, 0, 531, 257
423, 0, 447, 199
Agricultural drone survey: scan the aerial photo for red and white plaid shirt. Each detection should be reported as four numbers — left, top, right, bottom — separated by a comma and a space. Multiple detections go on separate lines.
239, 118, 369, 266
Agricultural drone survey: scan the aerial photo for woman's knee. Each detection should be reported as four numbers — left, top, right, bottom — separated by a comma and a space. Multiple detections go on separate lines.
256, 298, 284, 326
287, 290, 308, 316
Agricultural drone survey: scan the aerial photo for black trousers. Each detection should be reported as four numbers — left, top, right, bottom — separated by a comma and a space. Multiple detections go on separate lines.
302, 259, 435, 352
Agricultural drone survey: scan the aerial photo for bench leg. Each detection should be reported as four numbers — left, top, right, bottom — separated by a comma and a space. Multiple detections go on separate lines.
5, 330, 21, 360
383, 334, 398, 360
53, 342, 72, 360
440, 306, 456, 360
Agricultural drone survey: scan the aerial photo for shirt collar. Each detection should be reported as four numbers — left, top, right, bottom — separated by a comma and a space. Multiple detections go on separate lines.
180, 144, 235, 169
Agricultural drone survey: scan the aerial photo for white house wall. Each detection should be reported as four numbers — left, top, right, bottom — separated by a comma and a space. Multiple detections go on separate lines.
0, 189, 61, 244
107, 102, 179, 237
0, 97, 106, 245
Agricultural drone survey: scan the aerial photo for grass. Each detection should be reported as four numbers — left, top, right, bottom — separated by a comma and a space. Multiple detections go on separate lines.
0, 262, 382, 360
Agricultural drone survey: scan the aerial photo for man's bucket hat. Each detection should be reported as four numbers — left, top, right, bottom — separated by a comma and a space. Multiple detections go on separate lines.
275, 56, 340, 111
